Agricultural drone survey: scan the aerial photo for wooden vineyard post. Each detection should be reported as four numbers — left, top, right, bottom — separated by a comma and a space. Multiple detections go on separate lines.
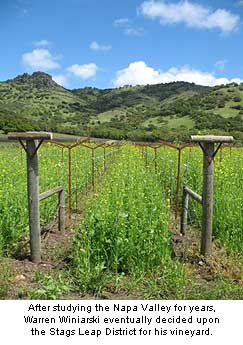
191, 135, 234, 256
180, 186, 202, 235
39, 186, 65, 232
181, 186, 189, 235
26, 139, 41, 263
201, 141, 214, 255
8, 132, 53, 263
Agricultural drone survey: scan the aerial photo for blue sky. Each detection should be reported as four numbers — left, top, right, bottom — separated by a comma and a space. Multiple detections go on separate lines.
1, 0, 243, 89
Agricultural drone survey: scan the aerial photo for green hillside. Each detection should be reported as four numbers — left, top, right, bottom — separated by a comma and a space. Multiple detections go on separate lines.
0, 72, 243, 142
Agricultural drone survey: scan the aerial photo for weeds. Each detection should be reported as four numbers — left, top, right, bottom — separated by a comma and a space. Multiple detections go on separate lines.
72, 146, 185, 296
0, 263, 12, 298
29, 271, 71, 300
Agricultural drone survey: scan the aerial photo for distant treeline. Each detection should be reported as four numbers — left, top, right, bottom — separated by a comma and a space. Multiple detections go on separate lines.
1, 112, 242, 143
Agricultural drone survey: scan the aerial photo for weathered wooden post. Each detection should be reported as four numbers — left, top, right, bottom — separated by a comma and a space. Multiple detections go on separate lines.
8, 132, 53, 263
181, 186, 189, 235
191, 135, 234, 256
180, 186, 202, 235
39, 186, 65, 233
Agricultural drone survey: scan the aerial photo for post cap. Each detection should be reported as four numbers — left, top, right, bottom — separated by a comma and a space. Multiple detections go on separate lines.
8, 131, 53, 141
191, 135, 234, 143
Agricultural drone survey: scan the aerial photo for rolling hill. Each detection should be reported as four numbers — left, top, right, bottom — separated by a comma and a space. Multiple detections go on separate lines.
0, 72, 243, 142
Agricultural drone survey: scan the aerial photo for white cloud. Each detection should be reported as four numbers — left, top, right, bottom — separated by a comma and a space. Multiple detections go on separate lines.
34, 39, 51, 47
53, 63, 99, 86
139, 0, 240, 33
113, 18, 130, 26
67, 63, 98, 79
52, 74, 68, 87
90, 41, 112, 52
124, 27, 145, 36
215, 59, 227, 72
22, 49, 60, 70
113, 17, 144, 36
112, 61, 243, 87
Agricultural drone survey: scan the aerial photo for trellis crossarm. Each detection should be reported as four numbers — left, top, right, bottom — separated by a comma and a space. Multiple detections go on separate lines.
8, 131, 53, 141
191, 135, 234, 143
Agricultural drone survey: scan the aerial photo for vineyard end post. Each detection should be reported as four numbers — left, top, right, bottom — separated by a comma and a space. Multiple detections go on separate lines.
191, 135, 234, 256
8, 132, 53, 263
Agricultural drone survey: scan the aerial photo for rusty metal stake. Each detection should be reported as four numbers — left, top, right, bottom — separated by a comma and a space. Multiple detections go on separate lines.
61, 147, 64, 164
68, 147, 72, 216
91, 148, 95, 191
145, 146, 148, 167
103, 147, 106, 172
154, 147, 158, 173
175, 147, 182, 220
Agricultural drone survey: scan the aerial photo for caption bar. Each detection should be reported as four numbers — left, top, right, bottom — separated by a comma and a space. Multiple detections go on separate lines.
0, 300, 242, 344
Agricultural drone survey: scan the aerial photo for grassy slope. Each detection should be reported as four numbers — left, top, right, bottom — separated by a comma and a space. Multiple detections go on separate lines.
0, 73, 95, 133
0, 72, 243, 138
166, 115, 194, 129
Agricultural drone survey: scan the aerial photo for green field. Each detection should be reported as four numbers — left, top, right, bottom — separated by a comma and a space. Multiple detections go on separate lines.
0, 142, 242, 299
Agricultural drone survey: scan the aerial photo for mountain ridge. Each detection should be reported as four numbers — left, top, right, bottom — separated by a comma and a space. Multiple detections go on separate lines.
0, 72, 243, 142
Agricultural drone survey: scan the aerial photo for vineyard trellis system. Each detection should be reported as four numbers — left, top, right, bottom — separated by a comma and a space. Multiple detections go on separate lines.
2, 132, 242, 262
6, 132, 122, 262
